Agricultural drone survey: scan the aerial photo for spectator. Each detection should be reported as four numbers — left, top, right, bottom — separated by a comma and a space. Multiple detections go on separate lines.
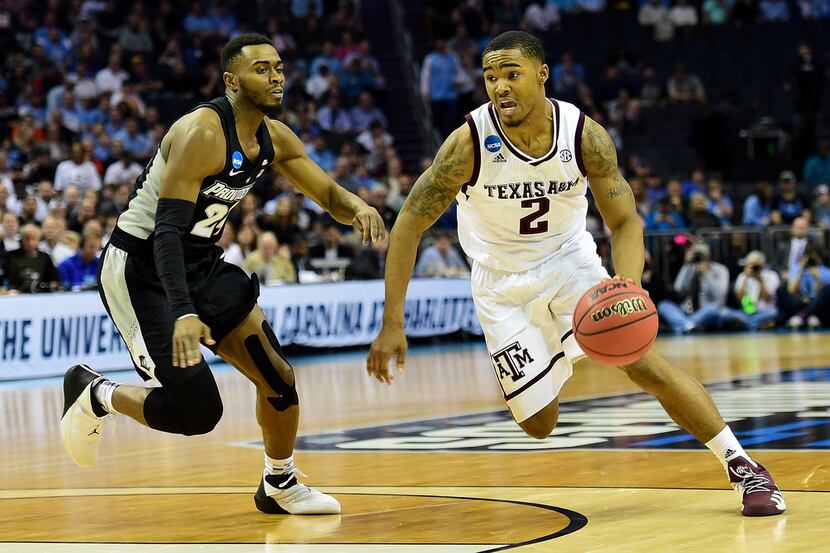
346, 229, 389, 280
669, 0, 699, 27
18, 195, 42, 225
340, 58, 376, 104
666, 179, 689, 221
350, 92, 388, 133
2, 212, 20, 251
330, 157, 360, 194
2, 224, 61, 293
702, 0, 730, 24
114, 117, 152, 159
667, 64, 706, 103
414, 231, 469, 278
236, 224, 258, 259
731, 251, 780, 330
682, 168, 707, 198
316, 93, 353, 134
705, 180, 734, 226
742, 181, 774, 226
309, 221, 354, 262
657, 242, 731, 333
104, 145, 143, 187
243, 231, 297, 285
95, 48, 129, 95
645, 196, 685, 231
39, 215, 75, 265
387, 173, 415, 213
306, 136, 337, 172
778, 243, 830, 328
33, 180, 55, 220
640, 0, 675, 42
789, 44, 824, 118
305, 62, 335, 101
54, 142, 102, 193
99, 184, 131, 217
421, 39, 463, 139
814, 184, 830, 227
803, 140, 830, 186
357, 120, 394, 156
577, 0, 607, 13
58, 229, 100, 290
266, 197, 302, 246
759, 0, 791, 21
552, 53, 587, 100
68, 197, 99, 233
639, 67, 664, 107
687, 192, 721, 230
447, 24, 479, 58
310, 40, 342, 78
524, 0, 561, 32
771, 170, 811, 224
773, 216, 813, 274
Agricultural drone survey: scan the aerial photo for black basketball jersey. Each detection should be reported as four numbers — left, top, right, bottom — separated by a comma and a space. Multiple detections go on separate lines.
115, 97, 275, 256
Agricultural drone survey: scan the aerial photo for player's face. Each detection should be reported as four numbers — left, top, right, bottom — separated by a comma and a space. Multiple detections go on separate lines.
482, 49, 548, 128
232, 44, 285, 117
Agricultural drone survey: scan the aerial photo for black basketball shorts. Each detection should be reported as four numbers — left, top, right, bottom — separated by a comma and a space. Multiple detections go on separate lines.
97, 242, 259, 381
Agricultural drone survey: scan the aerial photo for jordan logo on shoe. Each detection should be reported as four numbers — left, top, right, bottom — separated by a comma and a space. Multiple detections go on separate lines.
88, 427, 101, 436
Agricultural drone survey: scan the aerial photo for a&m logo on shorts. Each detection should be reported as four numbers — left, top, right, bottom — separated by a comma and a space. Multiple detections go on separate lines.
231, 150, 244, 169
492, 341, 534, 382
484, 134, 502, 153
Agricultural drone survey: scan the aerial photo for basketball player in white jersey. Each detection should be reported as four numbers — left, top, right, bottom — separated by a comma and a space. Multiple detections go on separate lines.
367, 31, 785, 517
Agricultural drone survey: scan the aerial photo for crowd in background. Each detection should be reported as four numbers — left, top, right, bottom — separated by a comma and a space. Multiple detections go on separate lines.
0, 0, 473, 297
0, 0, 827, 332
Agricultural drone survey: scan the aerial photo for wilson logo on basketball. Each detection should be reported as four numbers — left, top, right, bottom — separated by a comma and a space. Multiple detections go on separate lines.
590, 297, 648, 322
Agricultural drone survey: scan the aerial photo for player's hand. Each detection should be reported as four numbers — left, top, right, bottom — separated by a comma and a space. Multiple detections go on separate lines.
172, 315, 215, 368
352, 207, 385, 245
367, 324, 407, 385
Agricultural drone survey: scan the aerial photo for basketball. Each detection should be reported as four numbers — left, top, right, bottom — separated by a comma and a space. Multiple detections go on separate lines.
572, 279, 658, 366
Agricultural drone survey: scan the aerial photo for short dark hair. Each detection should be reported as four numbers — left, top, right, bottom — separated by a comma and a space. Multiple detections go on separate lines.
221, 34, 273, 72
482, 31, 545, 65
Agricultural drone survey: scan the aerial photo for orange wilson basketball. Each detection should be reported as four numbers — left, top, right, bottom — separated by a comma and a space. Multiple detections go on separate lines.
572, 279, 658, 366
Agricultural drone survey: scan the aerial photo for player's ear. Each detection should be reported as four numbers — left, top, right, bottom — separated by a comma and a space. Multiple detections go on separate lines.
538, 64, 549, 85
223, 72, 238, 93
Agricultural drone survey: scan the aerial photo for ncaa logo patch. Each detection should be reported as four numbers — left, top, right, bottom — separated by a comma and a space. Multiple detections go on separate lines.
560, 149, 573, 162
231, 151, 244, 169
484, 135, 502, 153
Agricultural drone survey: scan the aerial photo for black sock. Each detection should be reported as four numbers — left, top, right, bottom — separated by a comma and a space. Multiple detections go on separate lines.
89, 381, 109, 418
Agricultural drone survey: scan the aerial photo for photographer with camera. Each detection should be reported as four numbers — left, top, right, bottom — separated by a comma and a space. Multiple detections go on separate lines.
778, 243, 830, 328
729, 251, 780, 330
658, 242, 731, 333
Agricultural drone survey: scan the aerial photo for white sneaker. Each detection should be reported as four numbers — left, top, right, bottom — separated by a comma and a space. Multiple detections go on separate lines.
255, 468, 341, 515
60, 365, 109, 467
807, 315, 821, 329
787, 315, 804, 328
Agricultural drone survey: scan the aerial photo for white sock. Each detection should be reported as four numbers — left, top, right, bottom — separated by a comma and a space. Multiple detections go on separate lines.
705, 426, 755, 469
264, 454, 294, 476
92, 380, 119, 415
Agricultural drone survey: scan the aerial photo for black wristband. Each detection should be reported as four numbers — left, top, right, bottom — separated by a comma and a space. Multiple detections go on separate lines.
154, 198, 197, 319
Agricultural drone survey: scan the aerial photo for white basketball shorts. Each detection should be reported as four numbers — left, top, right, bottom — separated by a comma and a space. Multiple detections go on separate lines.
471, 246, 609, 423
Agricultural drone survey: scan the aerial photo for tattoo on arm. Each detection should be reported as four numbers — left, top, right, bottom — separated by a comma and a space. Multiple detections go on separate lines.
581, 117, 618, 177
404, 135, 468, 222
605, 172, 634, 201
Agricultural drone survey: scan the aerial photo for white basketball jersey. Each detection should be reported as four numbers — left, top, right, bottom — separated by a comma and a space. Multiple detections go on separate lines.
456, 98, 596, 272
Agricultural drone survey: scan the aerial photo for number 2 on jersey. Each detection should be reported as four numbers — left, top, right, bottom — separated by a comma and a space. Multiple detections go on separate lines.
191, 203, 230, 238
519, 198, 550, 234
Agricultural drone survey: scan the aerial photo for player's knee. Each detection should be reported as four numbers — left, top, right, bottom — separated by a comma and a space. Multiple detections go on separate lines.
179, 395, 224, 436
519, 400, 559, 440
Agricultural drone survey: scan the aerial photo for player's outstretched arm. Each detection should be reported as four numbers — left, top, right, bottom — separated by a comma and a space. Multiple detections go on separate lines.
268, 120, 384, 244
156, 110, 226, 367
581, 116, 645, 285
366, 124, 474, 384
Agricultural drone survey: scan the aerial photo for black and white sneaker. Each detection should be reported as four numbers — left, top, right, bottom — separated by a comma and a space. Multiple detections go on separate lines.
59, 364, 109, 467
254, 467, 340, 515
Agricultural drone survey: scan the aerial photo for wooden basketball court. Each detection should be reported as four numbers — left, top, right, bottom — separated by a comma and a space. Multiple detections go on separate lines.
1, 331, 829, 551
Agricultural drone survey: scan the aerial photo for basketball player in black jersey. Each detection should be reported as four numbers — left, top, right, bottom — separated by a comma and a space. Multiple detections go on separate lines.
59, 34, 384, 515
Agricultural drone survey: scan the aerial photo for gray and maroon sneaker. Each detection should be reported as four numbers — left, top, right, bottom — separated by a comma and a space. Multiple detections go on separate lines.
727, 456, 786, 516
